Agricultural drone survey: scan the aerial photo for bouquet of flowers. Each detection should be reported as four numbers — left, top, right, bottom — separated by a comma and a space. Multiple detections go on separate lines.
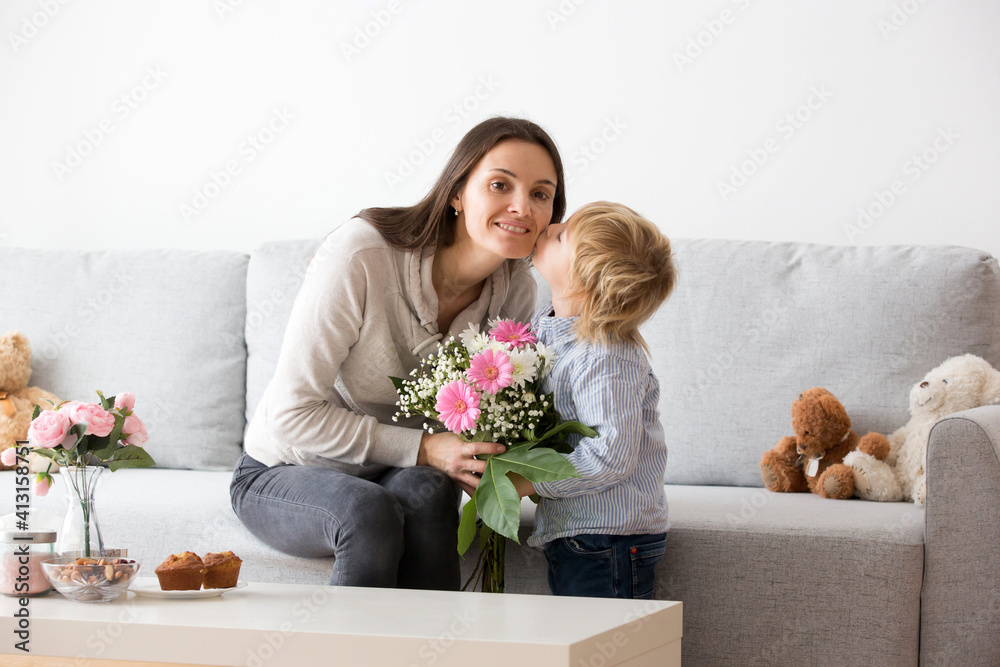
2, 391, 156, 557
392, 319, 596, 592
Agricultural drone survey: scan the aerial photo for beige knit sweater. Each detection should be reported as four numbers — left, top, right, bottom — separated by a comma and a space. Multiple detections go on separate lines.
244, 218, 537, 479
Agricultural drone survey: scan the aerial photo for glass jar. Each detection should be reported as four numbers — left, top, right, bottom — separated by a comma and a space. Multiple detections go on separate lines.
1, 530, 57, 597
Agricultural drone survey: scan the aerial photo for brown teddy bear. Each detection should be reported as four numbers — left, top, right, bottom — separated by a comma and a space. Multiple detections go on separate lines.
0, 331, 61, 472
760, 387, 890, 499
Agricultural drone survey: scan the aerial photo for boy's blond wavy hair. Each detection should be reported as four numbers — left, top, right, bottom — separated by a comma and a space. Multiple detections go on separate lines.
565, 201, 676, 352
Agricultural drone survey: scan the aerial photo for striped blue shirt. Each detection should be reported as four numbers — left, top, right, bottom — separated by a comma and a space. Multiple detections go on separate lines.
528, 304, 670, 548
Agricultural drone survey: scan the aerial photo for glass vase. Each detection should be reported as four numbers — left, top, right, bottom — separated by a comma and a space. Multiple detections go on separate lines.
57, 466, 105, 558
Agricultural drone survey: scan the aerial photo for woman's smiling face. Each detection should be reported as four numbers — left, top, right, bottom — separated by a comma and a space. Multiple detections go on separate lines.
451, 140, 558, 262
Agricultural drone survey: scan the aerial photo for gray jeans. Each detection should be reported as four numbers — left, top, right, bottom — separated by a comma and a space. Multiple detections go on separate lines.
230, 452, 461, 589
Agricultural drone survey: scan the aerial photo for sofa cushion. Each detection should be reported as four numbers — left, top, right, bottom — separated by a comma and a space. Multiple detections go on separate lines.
649, 240, 1000, 486
0, 248, 248, 470
0, 469, 334, 585
244, 239, 321, 427
657, 485, 924, 665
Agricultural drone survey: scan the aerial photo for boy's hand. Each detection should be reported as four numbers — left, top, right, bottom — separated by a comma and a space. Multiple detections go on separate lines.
507, 472, 536, 498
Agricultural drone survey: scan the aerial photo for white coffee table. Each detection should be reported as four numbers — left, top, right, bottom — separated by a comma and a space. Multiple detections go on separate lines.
1, 579, 681, 666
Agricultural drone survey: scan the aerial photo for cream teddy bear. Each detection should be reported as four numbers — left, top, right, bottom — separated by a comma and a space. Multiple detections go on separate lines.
844, 354, 1000, 504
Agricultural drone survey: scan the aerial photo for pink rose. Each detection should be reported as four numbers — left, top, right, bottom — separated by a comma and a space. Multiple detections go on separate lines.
64, 402, 115, 437
27, 410, 71, 449
33, 473, 53, 497
123, 415, 149, 447
114, 392, 135, 413
0, 447, 17, 467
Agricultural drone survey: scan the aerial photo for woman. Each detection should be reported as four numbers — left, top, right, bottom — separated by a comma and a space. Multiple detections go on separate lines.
230, 117, 566, 590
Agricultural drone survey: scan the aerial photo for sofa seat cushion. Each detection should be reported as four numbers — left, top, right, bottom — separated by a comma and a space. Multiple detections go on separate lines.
0, 469, 333, 585
659, 485, 924, 666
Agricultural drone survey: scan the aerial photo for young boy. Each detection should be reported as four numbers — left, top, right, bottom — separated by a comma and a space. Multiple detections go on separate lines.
510, 200, 676, 599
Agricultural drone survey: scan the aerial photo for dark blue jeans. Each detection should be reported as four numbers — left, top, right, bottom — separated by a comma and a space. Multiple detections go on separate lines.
230, 452, 461, 590
543, 532, 667, 599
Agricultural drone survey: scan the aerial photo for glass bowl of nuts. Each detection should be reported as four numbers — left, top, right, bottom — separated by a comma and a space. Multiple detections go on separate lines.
41, 556, 140, 603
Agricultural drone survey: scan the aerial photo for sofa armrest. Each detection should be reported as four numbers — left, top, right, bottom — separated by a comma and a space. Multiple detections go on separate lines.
921, 405, 1000, 666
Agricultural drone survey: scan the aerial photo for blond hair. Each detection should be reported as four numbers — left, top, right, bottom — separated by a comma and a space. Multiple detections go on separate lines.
565, 201, 676, 352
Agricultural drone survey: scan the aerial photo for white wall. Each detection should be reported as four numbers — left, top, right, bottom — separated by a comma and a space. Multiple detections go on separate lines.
1, 0, 997, 258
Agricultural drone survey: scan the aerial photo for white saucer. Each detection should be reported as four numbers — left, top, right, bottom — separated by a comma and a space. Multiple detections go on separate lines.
129, 577, 248, 599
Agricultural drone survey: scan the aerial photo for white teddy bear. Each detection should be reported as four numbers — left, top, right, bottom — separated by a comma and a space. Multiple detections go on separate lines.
844, 354, 1000, 505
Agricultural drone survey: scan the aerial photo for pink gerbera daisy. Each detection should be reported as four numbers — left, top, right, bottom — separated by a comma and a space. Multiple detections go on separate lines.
466, 349, 515, 395
435, 380, 481, 434
489, 320, 537, 349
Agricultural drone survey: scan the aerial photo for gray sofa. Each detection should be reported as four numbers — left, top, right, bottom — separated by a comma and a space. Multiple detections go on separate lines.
2, 237, 999, 666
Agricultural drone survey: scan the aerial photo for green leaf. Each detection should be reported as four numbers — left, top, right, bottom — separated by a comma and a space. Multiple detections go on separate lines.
30, 448, 59, 461
106, 413, 126, 450
457, 493, 478, 556
475, 457, 522, 543
31, 405, 41, 420
466, 430, 495, 443
389, 376, 406, 393
107, 445, 156, 471
87, 438, 117, 462
478, 521, 494, 553
96, 390, 111, 410
63, 423, 88, 459
536, 420, 598, 444
498, 447, 579, 483
549, 441, 575, 454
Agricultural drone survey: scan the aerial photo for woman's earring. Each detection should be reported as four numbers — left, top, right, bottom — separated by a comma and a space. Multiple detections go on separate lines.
453, 207, 459, 216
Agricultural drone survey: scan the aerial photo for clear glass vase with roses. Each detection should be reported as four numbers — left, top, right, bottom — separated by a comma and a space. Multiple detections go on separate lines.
392, 319, 596, 593
1, 391, 156, 557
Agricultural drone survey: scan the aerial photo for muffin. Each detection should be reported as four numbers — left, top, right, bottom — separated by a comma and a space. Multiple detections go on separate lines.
154, 552, 207, 591
202, 551, 242, 589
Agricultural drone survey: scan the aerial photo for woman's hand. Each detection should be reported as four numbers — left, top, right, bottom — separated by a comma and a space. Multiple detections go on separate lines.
418, 431, 506, 496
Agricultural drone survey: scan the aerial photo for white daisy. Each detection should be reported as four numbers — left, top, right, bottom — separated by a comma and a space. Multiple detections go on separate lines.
458, 324, 481, 352
535, 341, 557, 378
507, 347, 539, 388
484, 339, 509, 354
466, 332, 492, 354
